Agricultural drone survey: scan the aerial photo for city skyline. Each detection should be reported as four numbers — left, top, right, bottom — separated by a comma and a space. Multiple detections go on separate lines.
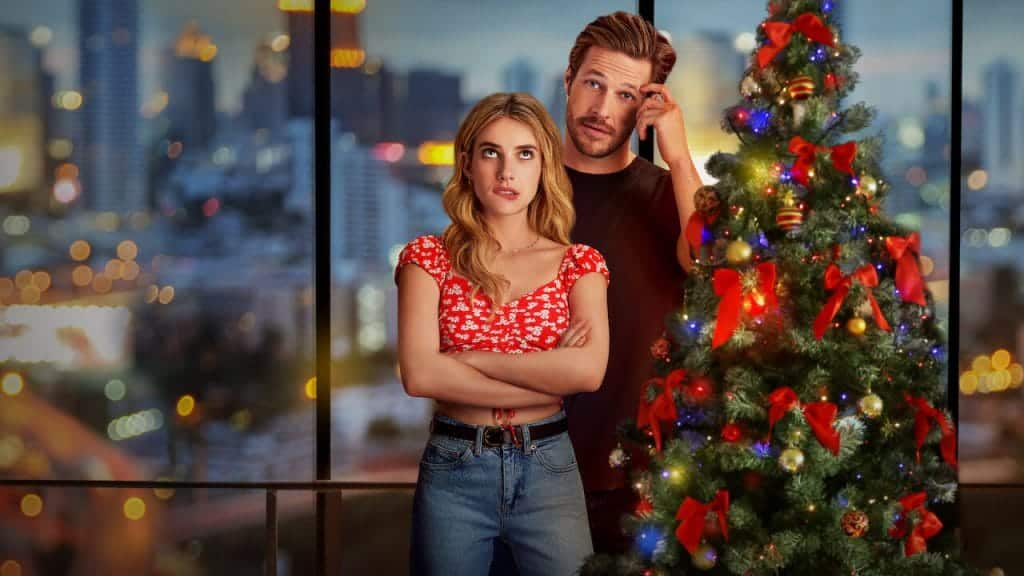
0, 0, 976, 120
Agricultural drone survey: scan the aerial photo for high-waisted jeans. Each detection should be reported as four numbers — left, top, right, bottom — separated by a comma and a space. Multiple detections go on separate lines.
410, 410, 593, 575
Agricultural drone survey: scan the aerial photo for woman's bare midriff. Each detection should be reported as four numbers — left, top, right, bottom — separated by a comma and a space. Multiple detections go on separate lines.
436, 402, 563, 426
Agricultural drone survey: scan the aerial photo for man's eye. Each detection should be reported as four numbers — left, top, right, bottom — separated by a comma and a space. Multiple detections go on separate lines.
620, 92, 636, 101
586, 80, 600, 89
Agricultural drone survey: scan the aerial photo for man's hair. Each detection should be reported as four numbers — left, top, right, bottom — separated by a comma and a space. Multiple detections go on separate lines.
567, 11, 677, 86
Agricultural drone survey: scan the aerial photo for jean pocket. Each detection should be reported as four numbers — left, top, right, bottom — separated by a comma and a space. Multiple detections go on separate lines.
532, 433, 578, 474
420, 435, 474, 470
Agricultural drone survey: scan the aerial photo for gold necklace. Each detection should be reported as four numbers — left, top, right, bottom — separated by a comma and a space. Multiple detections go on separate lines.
501, 235, 541, 254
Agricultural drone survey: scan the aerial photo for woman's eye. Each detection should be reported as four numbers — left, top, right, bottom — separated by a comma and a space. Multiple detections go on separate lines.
519, 150, 534, 160
482, 148, 498, 158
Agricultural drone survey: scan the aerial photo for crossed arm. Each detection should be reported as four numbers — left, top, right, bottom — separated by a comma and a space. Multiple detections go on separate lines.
396, 263, 609, 405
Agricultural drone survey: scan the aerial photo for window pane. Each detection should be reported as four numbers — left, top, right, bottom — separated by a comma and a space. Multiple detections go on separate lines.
329, 1, 633, 482
0, 485, 317, 574
0, 1, 314, 482
961, 0, 1024, 484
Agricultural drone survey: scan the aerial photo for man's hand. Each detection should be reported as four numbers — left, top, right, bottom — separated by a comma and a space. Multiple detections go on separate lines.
636, 83, 689, 168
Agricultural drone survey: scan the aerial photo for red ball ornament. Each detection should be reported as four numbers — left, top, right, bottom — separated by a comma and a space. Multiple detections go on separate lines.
825, 73, 839, 91
686, 377, 713, 402
721, 423, 743, 442
841, 510, 869, 538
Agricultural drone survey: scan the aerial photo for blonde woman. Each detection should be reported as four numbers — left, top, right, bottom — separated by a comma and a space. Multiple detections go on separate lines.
396, 92, 610, 575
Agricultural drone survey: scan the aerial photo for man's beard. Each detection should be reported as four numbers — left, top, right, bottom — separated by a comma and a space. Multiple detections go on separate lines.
565, 108, 632, 160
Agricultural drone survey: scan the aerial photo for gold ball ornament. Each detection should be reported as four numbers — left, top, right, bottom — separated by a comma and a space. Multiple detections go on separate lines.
989, 568, 1006, 576
857, 174, 879, 198
786, 75, 816, 100
778, 447, 805, 473
692, 542, 718, 570
846, 316, 867, 336
841, 510, 870, 538
859, 393, 884, 418
726, 239, 753, 265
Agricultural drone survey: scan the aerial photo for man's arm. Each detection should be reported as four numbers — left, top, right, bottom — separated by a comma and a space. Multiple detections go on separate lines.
397, 264, 561, 409
637, 83, 703, 273
451, 272, 610, 395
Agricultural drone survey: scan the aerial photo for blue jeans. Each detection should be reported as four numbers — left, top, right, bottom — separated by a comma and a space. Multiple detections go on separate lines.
410, 411, 593, 576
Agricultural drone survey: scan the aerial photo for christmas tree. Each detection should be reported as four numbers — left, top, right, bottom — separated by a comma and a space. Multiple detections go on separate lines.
583, 1, 977, 574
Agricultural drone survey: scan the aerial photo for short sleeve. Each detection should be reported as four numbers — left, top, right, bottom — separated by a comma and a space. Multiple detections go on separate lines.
562, 244, 610, 292
394, 235, 450, 288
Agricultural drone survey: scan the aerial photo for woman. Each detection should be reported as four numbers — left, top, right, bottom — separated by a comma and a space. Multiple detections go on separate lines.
396, 92, 610, 576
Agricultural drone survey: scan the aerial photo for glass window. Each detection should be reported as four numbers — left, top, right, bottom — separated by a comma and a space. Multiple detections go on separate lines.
328, 0, 633, 483
0, 2, 314, 483
961, 0, 1024, 484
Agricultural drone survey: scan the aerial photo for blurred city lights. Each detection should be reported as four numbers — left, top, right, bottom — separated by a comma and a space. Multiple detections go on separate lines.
278, 0, 366, 13
177, 394, 196, 417
967, 169, 988, 191
105, 379, 126, 401
417, 141, 455, 166
123, 497, 146, 520
330, 48, 366, 68
2, 215, 30, 236
19, 494, 42, 518
1, 372, 24, 396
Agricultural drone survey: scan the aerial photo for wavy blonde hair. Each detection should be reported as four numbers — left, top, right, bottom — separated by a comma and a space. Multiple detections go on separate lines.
441, 92, 575, 308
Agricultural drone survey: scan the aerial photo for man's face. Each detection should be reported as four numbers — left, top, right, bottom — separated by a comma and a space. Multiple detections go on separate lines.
565, 45, 653, 159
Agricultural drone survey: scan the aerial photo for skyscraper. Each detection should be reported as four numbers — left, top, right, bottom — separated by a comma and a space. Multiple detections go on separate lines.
502, 58, 538, 97
402, 69, 461, 145
165, 22, 217, 151
279, 0, 363, 119
982, 59, 1023, 191
78, 0, 144, 211
0, 24, 46, 208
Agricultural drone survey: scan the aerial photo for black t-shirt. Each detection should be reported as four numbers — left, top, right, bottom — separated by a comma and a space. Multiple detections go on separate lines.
566, 156, 685, 492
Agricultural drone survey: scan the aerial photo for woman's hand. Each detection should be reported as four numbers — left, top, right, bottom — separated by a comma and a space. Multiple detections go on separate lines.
558, 319, 591, 348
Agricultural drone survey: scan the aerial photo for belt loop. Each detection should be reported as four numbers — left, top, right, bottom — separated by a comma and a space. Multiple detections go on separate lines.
473, 425, 484, 456
521, 423, 533, 455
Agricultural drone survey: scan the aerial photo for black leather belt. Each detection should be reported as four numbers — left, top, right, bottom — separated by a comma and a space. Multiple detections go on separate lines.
431, 417, 568, 447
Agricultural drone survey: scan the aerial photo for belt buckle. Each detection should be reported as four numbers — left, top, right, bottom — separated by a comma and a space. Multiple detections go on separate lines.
483, 427, 505, 447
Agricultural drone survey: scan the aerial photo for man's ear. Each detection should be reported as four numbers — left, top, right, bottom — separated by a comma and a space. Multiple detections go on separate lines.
563, 67, 573, 99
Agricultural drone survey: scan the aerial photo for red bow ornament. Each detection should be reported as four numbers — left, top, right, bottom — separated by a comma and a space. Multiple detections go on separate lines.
636, 369, 687, 453
886, 233, 927, 306
766, 386, 841, 455
906, 394, 957, 469
758, 13, 836, 69
888, 492, 943, 557
789, 136, 857, 187
712, 263, 777, 349
675, 489, 730, 555
813, 264, 891, 339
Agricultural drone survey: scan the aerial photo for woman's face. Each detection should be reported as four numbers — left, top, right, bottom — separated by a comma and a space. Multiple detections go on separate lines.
465, 117, 542, 219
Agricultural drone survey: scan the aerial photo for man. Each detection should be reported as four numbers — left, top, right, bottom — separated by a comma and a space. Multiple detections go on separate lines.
562, 11, 701, 554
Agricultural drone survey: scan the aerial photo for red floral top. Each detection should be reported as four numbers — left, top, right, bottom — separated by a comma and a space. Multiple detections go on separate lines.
395, 235, 610, 354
